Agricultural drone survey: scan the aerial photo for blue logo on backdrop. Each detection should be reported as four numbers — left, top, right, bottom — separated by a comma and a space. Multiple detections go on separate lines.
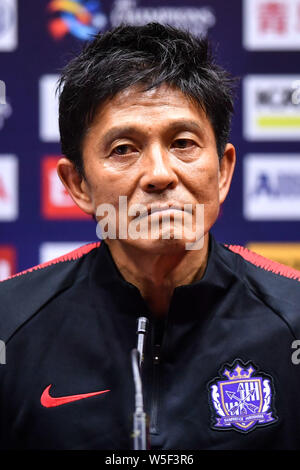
251, 173, 300, 198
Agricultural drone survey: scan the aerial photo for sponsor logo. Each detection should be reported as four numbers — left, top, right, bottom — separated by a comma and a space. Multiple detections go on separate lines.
0, 81, 12, 130
39, 75, 60, 142
39, 242, 89, 263
41, 156, 90, 219
110, 0, 216, 37
0, 0, 17, 51
0, 80, 6, 105
243, 0, 300, 50
244, 75, 300, 140
0, 99, 12, 131
0, 155, 18, 221
246, 243, 300, 271
244, 154, 300, 220
47, 0, 107, 40
208, 359, 277, 433
41, 384, 110, 408
47, 0, 216, 42
0, 245, 16, 281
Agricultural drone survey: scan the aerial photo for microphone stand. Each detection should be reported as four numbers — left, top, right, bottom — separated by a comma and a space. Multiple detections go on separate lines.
131, 317, 149, 450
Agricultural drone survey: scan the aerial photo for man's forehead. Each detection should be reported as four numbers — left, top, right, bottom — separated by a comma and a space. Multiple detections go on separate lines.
117, 84, 201, 109
90, 83, 207, 128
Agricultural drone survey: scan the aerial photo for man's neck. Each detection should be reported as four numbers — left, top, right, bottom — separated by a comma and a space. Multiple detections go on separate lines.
106, 235, 210, 317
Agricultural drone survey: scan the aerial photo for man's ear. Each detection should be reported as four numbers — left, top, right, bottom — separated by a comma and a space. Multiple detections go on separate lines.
56, 157, 94, 215
218, 143, 236, 205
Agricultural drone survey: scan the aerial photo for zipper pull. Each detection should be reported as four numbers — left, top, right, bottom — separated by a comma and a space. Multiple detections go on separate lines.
153, 344, 160, 365
150, 344, 161, 435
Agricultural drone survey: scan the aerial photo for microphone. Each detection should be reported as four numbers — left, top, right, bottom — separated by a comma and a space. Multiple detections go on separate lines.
131, 316, 149, 450
136, 316, 148, 369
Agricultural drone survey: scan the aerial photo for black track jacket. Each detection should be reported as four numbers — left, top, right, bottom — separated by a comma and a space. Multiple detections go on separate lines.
0, 234, 300, 450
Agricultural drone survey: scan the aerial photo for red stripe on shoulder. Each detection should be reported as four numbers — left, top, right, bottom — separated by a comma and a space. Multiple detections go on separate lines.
226, 244, 300, 282
1, 242, 101, 282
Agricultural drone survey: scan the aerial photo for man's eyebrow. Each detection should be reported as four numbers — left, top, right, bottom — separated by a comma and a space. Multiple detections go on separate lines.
167, 120, 204, 135
100, 126, 141, 149
99, 120, 204, 149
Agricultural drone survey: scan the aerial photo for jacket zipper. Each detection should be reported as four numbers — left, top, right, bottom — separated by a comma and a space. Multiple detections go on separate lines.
149, 343, 160, 435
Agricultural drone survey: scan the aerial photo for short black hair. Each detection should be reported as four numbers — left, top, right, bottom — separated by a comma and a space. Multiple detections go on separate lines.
57, 22, 236, 175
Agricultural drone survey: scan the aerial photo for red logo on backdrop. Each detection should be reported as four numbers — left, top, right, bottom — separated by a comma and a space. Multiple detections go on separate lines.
41, 156, 90, 219
259, 2, 287, 34
0, 177, 8, 200
0, 246, 16, 281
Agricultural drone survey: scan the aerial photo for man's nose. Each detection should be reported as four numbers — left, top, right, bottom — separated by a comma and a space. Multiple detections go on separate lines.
139, 144, 178, 192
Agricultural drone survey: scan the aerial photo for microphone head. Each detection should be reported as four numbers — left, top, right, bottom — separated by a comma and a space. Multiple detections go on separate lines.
137, 316, 148, 334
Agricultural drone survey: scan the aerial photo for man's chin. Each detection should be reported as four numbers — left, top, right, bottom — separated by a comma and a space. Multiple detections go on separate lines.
107, 235, 204, 255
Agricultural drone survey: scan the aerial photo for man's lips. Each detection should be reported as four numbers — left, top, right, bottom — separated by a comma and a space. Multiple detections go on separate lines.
133, 202, 193, 221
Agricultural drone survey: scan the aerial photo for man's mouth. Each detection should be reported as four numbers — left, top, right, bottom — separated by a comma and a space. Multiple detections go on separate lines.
133, 202, 193, 221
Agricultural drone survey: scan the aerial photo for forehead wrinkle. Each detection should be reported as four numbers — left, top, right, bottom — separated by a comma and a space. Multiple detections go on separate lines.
93, 83, 201, 123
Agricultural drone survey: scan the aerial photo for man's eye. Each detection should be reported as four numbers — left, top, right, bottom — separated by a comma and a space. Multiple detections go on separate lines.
111, 144, 133, 156
173, 139, 194, 149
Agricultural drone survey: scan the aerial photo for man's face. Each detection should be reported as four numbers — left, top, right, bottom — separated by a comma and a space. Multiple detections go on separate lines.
68, 84, 235, 253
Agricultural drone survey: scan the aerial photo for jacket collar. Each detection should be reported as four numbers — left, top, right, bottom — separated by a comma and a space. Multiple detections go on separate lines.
89, 233, 238, 320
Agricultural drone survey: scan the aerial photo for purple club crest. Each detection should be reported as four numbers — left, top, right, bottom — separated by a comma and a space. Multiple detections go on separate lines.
208, 359, 277, 433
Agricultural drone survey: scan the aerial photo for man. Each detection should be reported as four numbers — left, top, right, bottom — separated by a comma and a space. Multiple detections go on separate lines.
0, 23, 300, 450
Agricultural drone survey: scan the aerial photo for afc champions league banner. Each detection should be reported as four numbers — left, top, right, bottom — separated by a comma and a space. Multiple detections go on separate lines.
1, 0, 300, 278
